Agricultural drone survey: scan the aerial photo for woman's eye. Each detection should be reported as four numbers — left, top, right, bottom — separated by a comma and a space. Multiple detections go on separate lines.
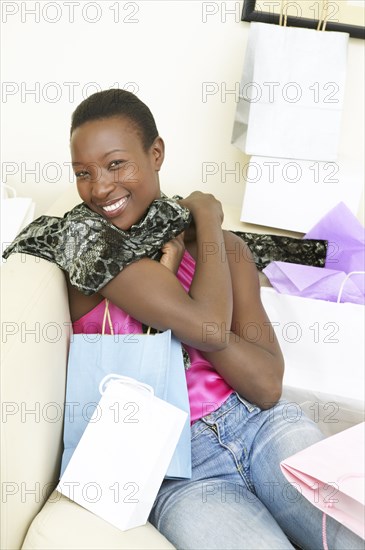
109, 160, 125, 169
75, 171, 88, 179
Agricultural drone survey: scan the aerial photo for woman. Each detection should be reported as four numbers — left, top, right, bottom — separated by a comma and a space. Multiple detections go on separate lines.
4, 89, 362, 549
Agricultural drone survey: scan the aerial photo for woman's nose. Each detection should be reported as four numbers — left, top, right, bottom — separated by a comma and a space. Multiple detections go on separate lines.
91, 168, 116, 200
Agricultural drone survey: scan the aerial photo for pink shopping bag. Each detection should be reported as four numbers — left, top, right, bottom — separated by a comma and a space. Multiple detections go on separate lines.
280, 422, 365, 539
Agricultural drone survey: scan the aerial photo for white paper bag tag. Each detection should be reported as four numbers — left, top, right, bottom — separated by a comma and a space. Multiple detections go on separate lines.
57, 375, 187, 531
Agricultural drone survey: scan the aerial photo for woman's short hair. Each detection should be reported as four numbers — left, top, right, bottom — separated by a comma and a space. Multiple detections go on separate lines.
70, 89, 158, 151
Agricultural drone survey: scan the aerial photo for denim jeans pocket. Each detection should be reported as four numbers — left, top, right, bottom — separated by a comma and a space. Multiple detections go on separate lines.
234, 392, 261, 414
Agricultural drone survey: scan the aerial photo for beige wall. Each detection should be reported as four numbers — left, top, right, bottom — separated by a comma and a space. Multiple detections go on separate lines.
2, 1, 364, 228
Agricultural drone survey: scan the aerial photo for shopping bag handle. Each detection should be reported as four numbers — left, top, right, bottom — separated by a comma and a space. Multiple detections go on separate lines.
322, 472, 364, 550
98, 373, 154, 397
280, 0, 330, 31
102, 299, 114, 335
336, 271, 365, 303
102, 299, 155, 335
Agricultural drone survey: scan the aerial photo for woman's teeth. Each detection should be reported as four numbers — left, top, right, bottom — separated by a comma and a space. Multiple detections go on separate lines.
102, 197, 127, 212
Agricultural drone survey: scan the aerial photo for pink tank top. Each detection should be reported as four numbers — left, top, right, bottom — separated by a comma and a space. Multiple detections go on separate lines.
72, 250, 234, 423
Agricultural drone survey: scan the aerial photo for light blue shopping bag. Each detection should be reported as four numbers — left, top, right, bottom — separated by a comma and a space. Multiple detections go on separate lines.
60, 326, 191, 480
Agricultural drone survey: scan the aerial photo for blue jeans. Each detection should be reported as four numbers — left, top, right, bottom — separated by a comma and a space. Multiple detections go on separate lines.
150, 393, 364, 550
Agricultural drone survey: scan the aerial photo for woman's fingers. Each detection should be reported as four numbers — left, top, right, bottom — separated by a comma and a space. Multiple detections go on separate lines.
159, 231, 185, 274
178, 191, 224, 225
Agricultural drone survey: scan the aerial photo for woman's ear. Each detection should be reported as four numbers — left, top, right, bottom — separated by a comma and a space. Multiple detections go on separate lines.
150, 136, 165, 171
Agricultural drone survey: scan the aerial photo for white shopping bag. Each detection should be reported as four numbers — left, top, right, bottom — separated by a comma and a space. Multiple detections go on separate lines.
57, 375, 187, 531
260, 287, 364, 427
232, 22, 349, 161
240, 156, 363, 232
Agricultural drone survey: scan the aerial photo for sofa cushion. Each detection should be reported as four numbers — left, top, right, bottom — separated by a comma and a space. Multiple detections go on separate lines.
22, 491, 175, 550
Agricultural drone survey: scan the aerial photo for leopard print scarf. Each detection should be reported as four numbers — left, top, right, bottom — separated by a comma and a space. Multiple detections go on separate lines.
2, 196, 192, 295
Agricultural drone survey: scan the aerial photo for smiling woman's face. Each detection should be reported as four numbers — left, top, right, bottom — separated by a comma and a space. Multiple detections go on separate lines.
70, 115, 164, 230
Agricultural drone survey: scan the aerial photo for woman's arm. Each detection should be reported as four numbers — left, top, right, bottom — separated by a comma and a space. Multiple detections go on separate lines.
98, 192, 233, 352
200, 230, 284, 409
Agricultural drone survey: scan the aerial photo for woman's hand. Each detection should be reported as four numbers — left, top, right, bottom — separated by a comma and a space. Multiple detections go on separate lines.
178, 191, 224, 226
159, 232, 185, 274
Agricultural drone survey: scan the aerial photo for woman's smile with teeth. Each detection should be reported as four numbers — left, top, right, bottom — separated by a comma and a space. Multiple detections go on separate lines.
102, 196, 128, 213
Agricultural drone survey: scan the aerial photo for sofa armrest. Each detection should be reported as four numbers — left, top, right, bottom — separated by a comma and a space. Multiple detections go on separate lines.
1, 253, 70, 550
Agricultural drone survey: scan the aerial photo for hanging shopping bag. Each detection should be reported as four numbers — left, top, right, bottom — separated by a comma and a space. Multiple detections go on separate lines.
240, 158, 363, 233
232, 22, 349, 161
60, 300, 191, 480
57, 375, 187, 531
280, 422, 365, 539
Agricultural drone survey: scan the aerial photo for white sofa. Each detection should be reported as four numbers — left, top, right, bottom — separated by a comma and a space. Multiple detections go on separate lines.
1, 186, 362, 549
1, 186, 175, 550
